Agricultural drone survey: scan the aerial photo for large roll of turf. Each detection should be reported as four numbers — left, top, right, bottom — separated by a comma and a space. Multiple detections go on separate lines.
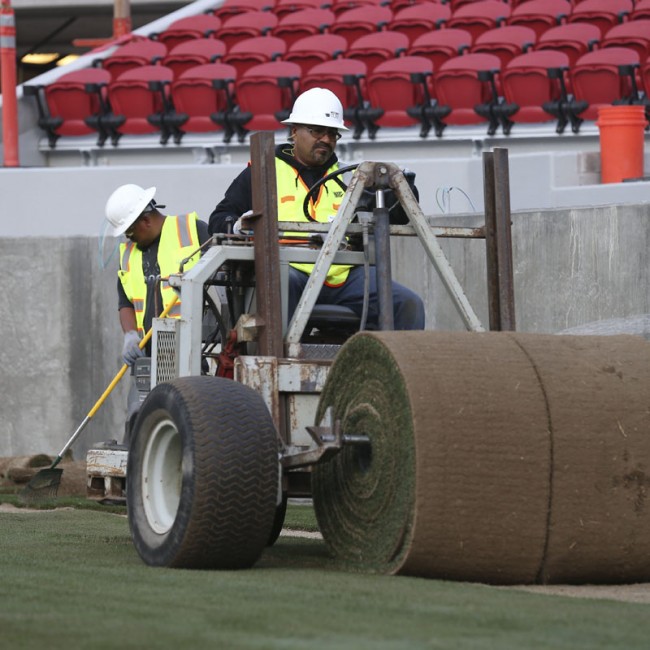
312, 331, 650, 584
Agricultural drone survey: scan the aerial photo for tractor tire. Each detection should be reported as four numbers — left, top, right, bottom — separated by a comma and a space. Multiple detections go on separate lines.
127, 376, 279, 569
267, 492, 288, 546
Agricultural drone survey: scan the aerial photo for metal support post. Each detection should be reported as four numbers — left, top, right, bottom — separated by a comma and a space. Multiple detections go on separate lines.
1, 0, 19, 167
373, 189, 394, 330
113, 0, 132, 38
250, 131, 283, 358
483, 148, 516, 331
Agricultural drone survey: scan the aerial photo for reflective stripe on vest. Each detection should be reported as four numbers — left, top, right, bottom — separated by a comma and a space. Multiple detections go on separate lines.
275, 158, 351, 287
118, 213, 201, 334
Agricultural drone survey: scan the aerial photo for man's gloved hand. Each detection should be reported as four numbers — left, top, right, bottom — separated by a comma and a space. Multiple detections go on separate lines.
122, 330, 145, 366
233, 210, 254, 235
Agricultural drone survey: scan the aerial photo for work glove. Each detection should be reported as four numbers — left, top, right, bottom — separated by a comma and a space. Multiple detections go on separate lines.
233, 210, 254, 235
122, 330, 145, 366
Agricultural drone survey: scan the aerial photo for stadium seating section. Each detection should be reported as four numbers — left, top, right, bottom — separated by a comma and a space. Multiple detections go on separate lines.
25, 0, 650, 147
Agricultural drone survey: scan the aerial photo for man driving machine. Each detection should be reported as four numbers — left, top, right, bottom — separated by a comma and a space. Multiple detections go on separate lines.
209, 87, 425, 331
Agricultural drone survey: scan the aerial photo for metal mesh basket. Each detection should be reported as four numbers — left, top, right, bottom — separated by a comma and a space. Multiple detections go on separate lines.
151, 318, 179, 387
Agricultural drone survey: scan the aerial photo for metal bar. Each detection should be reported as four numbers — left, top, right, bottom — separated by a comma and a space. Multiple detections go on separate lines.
483, 151, 500, 330
374, 190, 394, 330
493, 148, 516, 331
277, 222, 485, 238
483, 149, 516, 331
250, 132, 283, 358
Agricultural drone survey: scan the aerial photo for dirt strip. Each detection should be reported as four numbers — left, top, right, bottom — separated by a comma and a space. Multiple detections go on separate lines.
0, 503, 75, 514
504, 583, 650, 604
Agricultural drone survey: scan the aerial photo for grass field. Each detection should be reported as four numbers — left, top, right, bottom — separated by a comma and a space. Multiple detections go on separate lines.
1, 496, 649, 650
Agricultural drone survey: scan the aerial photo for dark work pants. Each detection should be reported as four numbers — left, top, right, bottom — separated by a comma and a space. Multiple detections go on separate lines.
288, 266, 425, 330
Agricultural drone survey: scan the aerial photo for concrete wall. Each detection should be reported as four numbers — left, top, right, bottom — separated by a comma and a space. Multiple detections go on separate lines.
405, 204, 650, 334
2, 147, 650, 238
1, 237, 125, 458
1, 202, 649, 459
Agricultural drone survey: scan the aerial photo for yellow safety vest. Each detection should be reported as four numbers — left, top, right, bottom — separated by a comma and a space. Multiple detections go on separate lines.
276, 158, 351, 287
118, 212, 201, 335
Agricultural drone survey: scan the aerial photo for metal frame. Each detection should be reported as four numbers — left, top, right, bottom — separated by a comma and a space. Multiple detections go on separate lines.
159, 132, 515, 493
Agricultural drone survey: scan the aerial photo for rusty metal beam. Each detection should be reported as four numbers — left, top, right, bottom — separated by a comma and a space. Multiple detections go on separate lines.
483, 148, 516, 331
250, 131, 283, 358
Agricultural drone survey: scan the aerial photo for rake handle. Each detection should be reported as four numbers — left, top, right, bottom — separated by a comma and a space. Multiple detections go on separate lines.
53, 296, 179, 461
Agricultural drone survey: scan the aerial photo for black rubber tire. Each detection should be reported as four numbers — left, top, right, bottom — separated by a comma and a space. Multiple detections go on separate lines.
127, 376, 279, 569
267, 492, 288, 546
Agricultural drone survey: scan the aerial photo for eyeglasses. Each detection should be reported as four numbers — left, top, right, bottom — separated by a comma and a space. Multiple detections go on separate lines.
124, 218, 141, 238
302, 125, 342, 141
125, 201, 158, 237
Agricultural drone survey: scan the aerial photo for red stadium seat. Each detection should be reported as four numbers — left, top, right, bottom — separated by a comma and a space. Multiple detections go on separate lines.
331, 0, 387, 15
346, 31, 409, 73
570, 47, 641, 120
162, 38, 227, 79
567, 0, 634, 39
231, 61, 301, 134
272, 8, 336, 47
216, 11, 279, 49
103, 65, 177, 144
449, 0, 493, 9
284, 34, 348, 74
213, 0, 276, 19
471, 25, 537, 68
273, 0, 333, 19
601, 21, 650, 62
408, 28, 473, 70
498, 50, 585, 134
301, 58, 379, 138
222, 36, 287, 76
155, 15, 223, 51
507, 0, 572, 40
447, 1, 512, 41
366, 55, 438, 132
631, 0, 650, 21
536, 23, 601, 66
167, 63, 239, 143
387, 3, 452, 43
330, 5, 394, 46
432, 52, 504, 133
100, 39, 167, 81
24, 68, 112, 147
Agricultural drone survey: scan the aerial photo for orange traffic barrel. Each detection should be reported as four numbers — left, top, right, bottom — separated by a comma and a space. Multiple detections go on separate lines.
597, 105, 646, 184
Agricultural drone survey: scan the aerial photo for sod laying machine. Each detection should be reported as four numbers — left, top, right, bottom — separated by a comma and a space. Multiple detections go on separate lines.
120, 133, 650, 584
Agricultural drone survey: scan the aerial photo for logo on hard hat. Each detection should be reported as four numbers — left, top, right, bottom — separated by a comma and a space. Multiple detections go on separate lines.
326, 111, 340, 119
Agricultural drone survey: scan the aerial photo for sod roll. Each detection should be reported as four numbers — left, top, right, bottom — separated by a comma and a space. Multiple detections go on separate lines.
0, 454, 53, 478
312, 331, 650, 584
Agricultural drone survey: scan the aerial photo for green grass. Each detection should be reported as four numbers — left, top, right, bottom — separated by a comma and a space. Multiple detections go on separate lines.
0, 502, 648, 650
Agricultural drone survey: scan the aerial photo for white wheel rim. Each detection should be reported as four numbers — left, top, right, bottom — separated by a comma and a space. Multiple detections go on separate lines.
141, 416, 182, 535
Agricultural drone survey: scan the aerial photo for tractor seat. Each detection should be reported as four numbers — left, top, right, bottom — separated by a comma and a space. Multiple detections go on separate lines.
304, 304, 362, 344
307, 304, 361, 329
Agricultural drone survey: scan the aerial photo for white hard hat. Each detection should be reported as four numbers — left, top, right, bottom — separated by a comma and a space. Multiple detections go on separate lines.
104, 184, 158, 236
282, 88, 349, 131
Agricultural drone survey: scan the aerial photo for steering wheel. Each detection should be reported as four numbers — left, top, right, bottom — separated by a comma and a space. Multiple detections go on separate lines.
302, 163, 403, 221
302, 164, 363, 221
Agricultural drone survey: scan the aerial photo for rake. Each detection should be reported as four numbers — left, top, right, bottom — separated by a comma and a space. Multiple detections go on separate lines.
19, 297, 178, 503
